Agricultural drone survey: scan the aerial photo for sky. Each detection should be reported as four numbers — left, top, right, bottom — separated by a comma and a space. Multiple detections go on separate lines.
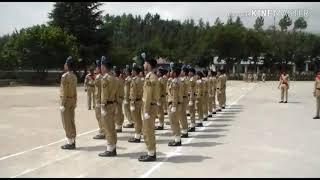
0, 2, 320, 36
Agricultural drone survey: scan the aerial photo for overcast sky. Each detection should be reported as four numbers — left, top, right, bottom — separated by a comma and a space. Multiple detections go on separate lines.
1, 2, 320, 36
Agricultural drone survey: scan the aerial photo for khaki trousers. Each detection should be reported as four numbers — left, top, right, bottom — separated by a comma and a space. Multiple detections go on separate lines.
123, 101, 133, 124
157, 97, 166, 126
196, 97, 204, 122
101, 104, 117, 146
142, 104, 157, 152
169, 104, 182, 137
115, 101, 124, 128
61, 105, 76, 139
203, 93, 209, 115
179, 99, 188, 133
280, 85, 288, 102
87, 87, 95, 109
316, 96, 320, 117
94, 105, 103, 134
131, 101, 142, 135
188, 100, 196, 127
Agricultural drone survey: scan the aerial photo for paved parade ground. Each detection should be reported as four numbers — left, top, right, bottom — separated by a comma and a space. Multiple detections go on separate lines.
0, 81, 320, 178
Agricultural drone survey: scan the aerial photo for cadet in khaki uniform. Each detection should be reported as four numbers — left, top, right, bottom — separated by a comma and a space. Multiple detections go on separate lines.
313, 72, 320, 119
98, 56, 119, 157
187, 67, 197, 132
60, 56, 77, 150
195, 71, 204, 127
253, 73, 258, 82
93, 59, 105, 140
114, 67, 125, 132
167, 64, 183, 146
202, 70, 209, 121
179, 65, 189, 138
221, 69, 227, 108
209, 70, 218, 114
248, 73, 253, 82
155, 67, 167, 130
123, 65, 134, 128
217, 69, 227, 110
84, 68, 95, 110
207, 70, 214, 117
128, 66, 144, 142
216, 70, 222, 111
138, 58, 160, 162
278, 71, 289, 103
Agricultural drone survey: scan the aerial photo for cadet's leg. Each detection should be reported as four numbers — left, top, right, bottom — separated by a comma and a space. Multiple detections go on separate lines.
123, 102, 133, 125
132, 102, 142, 139
189, 100, 196, 128
115, 103, 124, 131
87, 90, 91, 109
222, 89, 226, 107
94, 105, 104, 135
212, 91, 216, 113
91, 88, 95, 108
180, 100, 189, 134
281, 87, 284, 102
157, 98, 165, 127
196, 98, 204, 125
169, 104, 181, 143
101, 105, 117, 153
285, 88, 288, 102
142, 106, 157, 156
208, 95, 213, 114
316, 97, 320, 117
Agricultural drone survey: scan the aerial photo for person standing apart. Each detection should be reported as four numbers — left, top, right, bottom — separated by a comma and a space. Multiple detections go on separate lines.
60, 56, 77, 150
84, 68, 95, 110
278, 71, 290, 103
313, 72, 320, 119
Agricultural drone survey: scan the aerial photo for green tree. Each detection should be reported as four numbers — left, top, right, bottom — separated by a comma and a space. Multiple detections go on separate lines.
254, 16, 264, 31
293, 17, 307, 32
279, 13, 292, 31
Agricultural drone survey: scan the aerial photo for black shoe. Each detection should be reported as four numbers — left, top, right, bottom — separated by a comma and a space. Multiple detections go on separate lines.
168, 141, 182, 146
313, 116, 320, 119
128, 137, 141, 143
181, 133, 188, 138
116, 129, 122, 133
93, 134, 105, 139
187, 113, 190, 116
123, 123, 134, 128
93, 106, 95, 109
284, 101, 287, 103
155, 125, 164, 130
196, 123, 203, 127
61, 143, 76, 150
138, 154, 157, 162
222, 106, 225, 109
203, 118, 208, 121
208, 114, 212, 118
164, 112, 168, 116
212, 112, 217, 114
98, 149, 117, 157
88, 108, 91, 110
279, 101, 283, 103
217, 109, 222, 112
188, 127, 195, 132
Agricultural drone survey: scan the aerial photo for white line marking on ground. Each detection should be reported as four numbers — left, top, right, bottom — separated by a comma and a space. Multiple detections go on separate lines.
0, 129, 99, 161
139, 84, 256, 178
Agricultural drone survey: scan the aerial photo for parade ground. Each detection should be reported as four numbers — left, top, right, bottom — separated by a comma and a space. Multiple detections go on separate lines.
0, 81, 319, 178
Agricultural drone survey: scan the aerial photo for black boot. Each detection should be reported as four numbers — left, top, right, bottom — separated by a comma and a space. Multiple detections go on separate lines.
313, 116, 320, 119
217, 109, 222, 112
155, 125, 164, 130
116, 129, 122, 133
279, 101, 284, 103
168, 140, 182, 146
222, 106, 225, 109
208, 114, 213, 118
128, 137, 141, 143
93, 134, 105, 140
188, 127, 195, 132
181, 133, 189, 138
187, 113, 190, 116
98, 149, 117, 157
203, 117, 208, 121
123, 123, 134, 128
212, 111, 217, 114
61, 143, 76, 150
196, 122, 203, 127
284, 101, 287, 103
138, 154, 157, 162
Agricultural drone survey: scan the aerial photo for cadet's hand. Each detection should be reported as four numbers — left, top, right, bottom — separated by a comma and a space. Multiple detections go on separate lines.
188, 101, 193, 106
130, 105, 135, 111
101, 108, 107, 117
144, 113, 150, 120
171, 106, 176, 113
60, 106, 65, 112
157, 102, 161, 106
124, 100, 129, 105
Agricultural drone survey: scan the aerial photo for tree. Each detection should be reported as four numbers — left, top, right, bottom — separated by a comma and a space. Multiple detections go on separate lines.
254, 16, 264, 31
293, 17, 307, 32
49, 2, 104, 68
214, 17, 223, 27
279, 13, 292, 31
234, 16, 243, 27
1, 25, 78, 71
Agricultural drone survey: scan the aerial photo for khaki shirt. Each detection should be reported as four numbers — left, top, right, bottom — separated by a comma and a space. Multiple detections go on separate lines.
195, 79, 204, 100
124, 76, 132, 102
84, 73, 95, 90
60, 72, 77, 106
180, 76, 189, 100
94, 74, 102, 104
159, 76, 167, 98
142, 71, 160, 113
116, 77, 125, 103
211, 76, 217, 95
167, 78, 180, 107
129, 76, 143, 102
188, 76, 196, 102
101, 73, 118, 104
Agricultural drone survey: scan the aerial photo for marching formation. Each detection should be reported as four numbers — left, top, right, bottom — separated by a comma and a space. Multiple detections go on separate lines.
59, 55, 227, 162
